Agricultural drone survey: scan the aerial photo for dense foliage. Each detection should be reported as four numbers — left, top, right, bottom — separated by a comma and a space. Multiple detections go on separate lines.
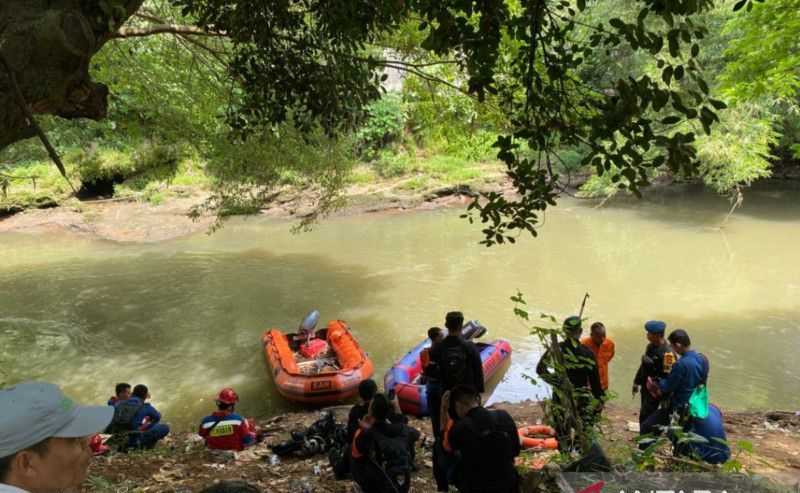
1, 0, 798, 240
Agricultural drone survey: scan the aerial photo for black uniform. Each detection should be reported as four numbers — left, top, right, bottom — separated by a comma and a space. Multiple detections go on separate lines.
351, 417, 419, 493
536, 338, 604, 441
429, 335, 485, 394
448, 406, 521, 493
633, 341, 673, 426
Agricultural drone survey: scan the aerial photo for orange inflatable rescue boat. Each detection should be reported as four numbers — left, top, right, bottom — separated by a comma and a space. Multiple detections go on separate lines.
262, 314, 374, 405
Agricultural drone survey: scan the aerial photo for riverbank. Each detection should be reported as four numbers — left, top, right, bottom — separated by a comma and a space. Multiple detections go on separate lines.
81, 402, 800, 493
0, 162, 514, 242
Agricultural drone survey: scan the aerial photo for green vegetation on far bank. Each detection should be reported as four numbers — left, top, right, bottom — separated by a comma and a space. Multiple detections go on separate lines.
2, 0, 799, 223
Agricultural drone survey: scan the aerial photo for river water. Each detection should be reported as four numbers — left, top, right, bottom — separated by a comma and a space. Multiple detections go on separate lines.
1, 184, 799, 429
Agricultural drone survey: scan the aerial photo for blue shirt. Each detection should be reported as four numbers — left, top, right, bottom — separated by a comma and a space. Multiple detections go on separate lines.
125, 396, 162, 430
683, 405, 730, 464
658, 350, 708, 411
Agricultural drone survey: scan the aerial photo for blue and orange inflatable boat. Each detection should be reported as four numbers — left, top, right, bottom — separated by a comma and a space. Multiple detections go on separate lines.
384, 321, 512, 416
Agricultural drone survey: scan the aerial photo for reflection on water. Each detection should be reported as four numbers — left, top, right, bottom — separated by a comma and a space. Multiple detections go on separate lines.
1, 184, 799, 429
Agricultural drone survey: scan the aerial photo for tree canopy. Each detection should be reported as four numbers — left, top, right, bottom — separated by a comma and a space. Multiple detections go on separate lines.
2, 0, 797, 243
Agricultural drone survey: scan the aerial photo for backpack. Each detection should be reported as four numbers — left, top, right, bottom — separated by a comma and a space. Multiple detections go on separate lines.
106, 400, 144, 434
688, 353, 710, 419
442, 344, 468, 389
475, 413, 514, 465
370, 427, 414, 488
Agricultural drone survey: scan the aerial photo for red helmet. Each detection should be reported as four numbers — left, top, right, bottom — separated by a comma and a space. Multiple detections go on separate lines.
216, 387, 239, 405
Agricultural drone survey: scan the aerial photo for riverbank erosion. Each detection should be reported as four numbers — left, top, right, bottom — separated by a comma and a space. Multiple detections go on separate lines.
0, 174, 512, 242
81, 403, 800, 493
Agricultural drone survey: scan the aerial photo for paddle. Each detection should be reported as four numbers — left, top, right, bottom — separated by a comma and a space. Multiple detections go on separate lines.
578, 292, 590, 319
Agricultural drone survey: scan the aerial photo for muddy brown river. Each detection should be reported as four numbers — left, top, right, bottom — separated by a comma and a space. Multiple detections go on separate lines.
1, 184, 798, 429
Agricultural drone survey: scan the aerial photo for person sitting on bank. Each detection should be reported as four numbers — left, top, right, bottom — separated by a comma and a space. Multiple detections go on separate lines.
350, 394, 420, 493
446, 385, 521, 493
107, 382, 131, 407
109, 384, 170, 450
641, 329, 709, 436
581, 322, 615, 391
199, 388, 259, 451
0, 382, 114, 493
633, 320, 675, 429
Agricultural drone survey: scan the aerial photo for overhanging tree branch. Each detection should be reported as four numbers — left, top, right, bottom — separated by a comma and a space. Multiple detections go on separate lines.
109, 23, 226, 39
0, 53, 76, 194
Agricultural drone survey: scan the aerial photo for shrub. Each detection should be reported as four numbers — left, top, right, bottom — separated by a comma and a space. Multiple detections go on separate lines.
356, 93, 406, 159
373, 152, 412, 178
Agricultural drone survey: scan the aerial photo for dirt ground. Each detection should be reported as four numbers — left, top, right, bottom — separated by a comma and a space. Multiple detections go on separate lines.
80, 402, 800, 493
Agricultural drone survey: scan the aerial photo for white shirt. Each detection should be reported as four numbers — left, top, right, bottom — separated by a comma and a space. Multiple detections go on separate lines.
0, 484, 29, 493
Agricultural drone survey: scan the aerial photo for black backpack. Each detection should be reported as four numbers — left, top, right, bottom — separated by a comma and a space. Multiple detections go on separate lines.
442, 344, 468, 389
472, 412, 514, 466
106, 400, 144, 434
370, 427, 414, 489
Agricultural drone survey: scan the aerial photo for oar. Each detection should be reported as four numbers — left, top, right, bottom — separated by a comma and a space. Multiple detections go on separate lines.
578, 292, 590, 319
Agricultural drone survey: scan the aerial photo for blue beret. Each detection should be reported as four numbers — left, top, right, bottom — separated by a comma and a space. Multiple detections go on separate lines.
645, 320, 666, 333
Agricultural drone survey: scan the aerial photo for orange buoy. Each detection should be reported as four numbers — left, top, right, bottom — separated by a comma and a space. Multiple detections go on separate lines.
518, 425, 558, 450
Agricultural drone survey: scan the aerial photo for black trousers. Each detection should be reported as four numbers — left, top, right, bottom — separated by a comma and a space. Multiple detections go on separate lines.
640, 407, 670, 438
639, 391, 661, 427
427, 381, 442, 439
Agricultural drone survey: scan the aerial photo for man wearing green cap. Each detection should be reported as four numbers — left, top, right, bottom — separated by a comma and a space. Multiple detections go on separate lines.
537, 316, 604, 442
0, 382, 114, 493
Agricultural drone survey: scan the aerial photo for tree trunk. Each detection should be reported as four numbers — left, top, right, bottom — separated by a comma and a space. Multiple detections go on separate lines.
0, 0, 144, 150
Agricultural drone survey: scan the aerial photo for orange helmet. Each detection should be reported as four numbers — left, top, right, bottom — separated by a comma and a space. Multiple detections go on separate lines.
216, 387, 239, 405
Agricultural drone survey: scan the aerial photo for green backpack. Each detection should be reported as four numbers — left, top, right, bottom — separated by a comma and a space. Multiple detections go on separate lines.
688, 353, 710, 419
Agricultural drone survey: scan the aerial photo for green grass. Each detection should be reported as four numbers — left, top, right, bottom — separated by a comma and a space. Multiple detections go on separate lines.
348, 164, 379, 185
398, 175, 430, 191
2, 143, 500, 215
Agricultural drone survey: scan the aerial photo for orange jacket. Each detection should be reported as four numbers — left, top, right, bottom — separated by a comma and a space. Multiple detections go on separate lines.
581, 336, 615, 390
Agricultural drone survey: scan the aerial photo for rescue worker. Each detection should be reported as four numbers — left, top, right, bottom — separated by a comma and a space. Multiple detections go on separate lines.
640, 329, 709, 436
350, 394, 420, 493
581, 322, 615, 391
107, 383, 131, 407
346, 379, 378, 443
429, 312, 484, 491
536, 316, 604, 443
0, 382, 114, 493
429, 312, 484, 401
674, 404, 730, 464
124, 384, 170, 450
447, 385, 520, 493
421, 327, 444, 437
198, 388, 258, 451
632, 320, 675, 428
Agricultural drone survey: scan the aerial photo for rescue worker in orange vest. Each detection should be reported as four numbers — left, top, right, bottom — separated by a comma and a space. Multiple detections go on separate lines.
581, 322, 615, 391
198, 388, 260, 451
432, 390, 462, 492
